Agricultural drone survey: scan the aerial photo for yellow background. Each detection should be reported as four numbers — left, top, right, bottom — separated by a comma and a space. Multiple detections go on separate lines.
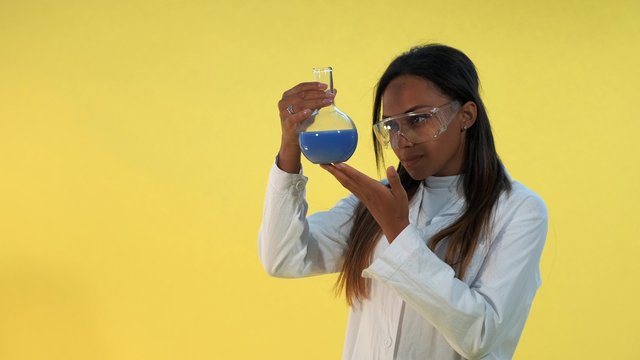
1, 0, 638, 359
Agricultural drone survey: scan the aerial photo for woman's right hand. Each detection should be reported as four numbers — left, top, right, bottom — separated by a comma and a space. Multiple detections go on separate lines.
276, 82, 335, 173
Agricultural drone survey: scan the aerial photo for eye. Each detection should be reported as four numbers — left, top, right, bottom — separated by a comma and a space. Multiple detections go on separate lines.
383, 120, 399, 133
408, 113, 432, 126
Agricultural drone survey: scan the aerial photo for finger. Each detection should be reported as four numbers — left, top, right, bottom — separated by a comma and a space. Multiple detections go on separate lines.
320, 164, 363, 197
278, 96, 334, 116
281, 108, 313, 126
320, 164, 350, 185
331, 163, 390, 203
282, 82, 328, 98
280, 90, 331, 107
334, 163, 379, 187
386, 166, 407, 198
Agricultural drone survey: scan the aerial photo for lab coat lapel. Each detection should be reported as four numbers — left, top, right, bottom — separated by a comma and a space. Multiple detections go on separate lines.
427, 197, 465, 230
414, 189, 489, 284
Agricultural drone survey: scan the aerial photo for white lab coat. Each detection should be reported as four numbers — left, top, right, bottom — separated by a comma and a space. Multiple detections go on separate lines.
259, 164, 548, 360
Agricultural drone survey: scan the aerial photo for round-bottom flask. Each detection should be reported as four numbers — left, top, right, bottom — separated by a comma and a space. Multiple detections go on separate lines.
298, 67, 358, 164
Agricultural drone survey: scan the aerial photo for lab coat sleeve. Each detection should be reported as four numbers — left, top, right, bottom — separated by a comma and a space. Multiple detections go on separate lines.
362, 191, 548, 359
258, 163, 359, 278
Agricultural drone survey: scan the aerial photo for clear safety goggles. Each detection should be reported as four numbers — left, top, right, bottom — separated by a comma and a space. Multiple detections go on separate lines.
373, 102, 460, 147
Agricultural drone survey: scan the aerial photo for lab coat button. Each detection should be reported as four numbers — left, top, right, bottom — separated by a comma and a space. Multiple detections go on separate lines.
294, 181, 305, 191
384, 337, 393, 348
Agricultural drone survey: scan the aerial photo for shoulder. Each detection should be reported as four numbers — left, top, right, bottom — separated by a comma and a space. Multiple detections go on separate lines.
495, 180, 548, 225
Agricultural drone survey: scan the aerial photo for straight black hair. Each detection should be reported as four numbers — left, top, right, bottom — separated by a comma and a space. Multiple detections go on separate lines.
336, 44, 512, 305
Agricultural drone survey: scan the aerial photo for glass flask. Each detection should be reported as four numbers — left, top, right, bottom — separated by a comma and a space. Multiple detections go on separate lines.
298, 67, 358, 164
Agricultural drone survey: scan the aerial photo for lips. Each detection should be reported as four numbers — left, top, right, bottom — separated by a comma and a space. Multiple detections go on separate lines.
400, 155, 423, 168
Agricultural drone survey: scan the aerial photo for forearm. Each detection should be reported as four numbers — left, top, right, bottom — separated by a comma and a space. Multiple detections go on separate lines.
277, 139, 302, 174
363, 200, 547, 358
258, 163, 311, 277
258, 163, 356, 277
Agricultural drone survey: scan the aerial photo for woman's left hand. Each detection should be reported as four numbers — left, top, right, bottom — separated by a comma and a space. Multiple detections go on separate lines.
320, 163, 409, 242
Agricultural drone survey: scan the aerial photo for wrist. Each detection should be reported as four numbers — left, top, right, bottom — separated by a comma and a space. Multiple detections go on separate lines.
277, 144, 302, 174
384, 219, 410, 243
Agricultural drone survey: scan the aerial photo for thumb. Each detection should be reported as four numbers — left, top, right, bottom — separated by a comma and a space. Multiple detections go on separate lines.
387, 166, 406, 197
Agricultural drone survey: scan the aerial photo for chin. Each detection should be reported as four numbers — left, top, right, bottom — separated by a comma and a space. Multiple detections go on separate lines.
401, 166, 429, 181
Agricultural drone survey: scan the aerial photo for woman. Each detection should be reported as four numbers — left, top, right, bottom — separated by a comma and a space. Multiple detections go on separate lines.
259, 44, 548, 360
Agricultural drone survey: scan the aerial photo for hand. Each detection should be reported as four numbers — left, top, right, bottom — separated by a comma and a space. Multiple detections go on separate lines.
278, 82, 335, 146
276, 82, 335, 173
321, 163, 409, 242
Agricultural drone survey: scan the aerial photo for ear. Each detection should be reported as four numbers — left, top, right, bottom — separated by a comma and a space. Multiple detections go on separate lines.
459, 101, 477, 131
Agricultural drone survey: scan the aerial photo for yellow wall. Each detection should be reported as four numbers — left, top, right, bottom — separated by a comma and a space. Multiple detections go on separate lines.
1, 0, 638, 358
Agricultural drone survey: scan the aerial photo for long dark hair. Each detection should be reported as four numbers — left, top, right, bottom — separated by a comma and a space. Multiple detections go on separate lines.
335, 44, 512, 305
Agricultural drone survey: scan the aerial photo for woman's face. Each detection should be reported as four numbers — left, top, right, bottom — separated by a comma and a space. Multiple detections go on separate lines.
382, 75, 475, 180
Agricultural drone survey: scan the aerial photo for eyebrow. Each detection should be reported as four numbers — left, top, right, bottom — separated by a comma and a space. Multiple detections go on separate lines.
382, 104, 435, 118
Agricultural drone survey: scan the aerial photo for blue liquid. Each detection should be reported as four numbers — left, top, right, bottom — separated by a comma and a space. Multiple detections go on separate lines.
299, 129, 358, 164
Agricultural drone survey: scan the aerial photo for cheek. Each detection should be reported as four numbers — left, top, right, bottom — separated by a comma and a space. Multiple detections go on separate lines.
437, 129, 464, 153
422, 133, 464, 167
424, 137, 457, 159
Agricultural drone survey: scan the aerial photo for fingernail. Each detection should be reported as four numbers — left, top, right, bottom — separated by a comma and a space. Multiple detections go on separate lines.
323, 98, 333, 104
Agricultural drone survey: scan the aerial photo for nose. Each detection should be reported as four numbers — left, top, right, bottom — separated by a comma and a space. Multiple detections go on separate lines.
390, 132, 414, 149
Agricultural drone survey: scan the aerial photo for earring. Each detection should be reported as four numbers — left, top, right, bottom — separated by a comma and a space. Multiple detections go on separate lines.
460, 125, 467, 132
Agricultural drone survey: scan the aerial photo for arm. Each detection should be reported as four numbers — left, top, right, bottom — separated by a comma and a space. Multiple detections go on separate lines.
260, 82, 349, 277
258, 163, 358, 278
363, 193, 548, 359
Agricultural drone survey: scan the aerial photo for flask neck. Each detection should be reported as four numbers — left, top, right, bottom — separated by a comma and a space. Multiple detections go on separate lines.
313, 67, 334, 94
